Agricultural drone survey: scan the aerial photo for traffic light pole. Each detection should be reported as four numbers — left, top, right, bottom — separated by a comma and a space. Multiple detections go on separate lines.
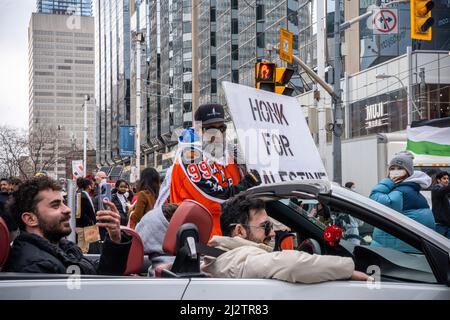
268, 45, 338, 101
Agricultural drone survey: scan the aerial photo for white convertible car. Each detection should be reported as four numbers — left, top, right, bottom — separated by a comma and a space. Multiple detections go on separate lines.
1, 181, 449, 300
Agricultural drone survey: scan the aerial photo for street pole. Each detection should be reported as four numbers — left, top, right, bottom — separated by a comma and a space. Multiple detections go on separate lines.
419, 67, 427, 118
269, 45, 338, 100
83, 94, 89, 177
191, 0, 199, 121
332, 0, 343, 185
407, 46, 413, 126
316, 0, 327, 164
54, 126, 60, 180
136, 32, 144, 182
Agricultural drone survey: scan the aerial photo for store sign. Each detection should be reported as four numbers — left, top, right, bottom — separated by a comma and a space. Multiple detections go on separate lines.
365, 102, 389, 129
350, 89, 407, 138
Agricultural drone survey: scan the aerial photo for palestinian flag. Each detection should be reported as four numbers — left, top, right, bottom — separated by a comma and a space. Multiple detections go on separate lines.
407, 117, 450, 156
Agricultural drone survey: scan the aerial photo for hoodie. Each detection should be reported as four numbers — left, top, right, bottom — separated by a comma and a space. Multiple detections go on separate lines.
135, 206, 174, 276
202, 236, 354, 284
402, 170, 432, 189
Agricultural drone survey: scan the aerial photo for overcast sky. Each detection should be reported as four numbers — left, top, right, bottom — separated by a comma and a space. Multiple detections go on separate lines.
0, 0, 36, 129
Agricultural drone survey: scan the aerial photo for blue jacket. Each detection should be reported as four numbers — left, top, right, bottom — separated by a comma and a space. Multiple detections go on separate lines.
369, 172, 435, 253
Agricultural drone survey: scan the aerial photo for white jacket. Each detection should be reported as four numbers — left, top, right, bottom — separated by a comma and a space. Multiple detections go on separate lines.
202, 236, 355, 284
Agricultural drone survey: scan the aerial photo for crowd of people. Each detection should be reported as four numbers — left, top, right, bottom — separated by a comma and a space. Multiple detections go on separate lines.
0, 104, 449, 286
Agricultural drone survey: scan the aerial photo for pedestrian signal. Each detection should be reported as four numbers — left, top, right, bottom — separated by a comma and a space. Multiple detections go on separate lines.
275, 67, 295, 96
255, 62, 276, 92
410, 0, 434, 40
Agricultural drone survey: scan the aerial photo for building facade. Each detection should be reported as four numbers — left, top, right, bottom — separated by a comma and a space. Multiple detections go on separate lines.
94, 0, 132, 165
28, 12, 95, 179
37, 0, 93, 16
98, 0, 450, 175
295, 0, 450, 192
216, 0, 239, 106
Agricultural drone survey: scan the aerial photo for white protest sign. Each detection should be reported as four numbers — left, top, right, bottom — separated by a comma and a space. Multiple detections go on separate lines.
72, 160, 84, 180
222, 81, 328, 184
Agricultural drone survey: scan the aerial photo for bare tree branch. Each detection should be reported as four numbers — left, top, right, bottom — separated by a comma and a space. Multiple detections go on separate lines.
0, 125, 61, 179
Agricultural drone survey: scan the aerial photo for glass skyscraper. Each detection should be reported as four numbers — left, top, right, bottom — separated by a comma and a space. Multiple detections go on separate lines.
37, 0, 93, 16
94, 0, 131, 164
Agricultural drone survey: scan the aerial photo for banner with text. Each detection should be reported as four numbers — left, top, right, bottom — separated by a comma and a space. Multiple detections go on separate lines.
119, 125, 136, 157
222, 82, 328, 184
72, 160, 84, 180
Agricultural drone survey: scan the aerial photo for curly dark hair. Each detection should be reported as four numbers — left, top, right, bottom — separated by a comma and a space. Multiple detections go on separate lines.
76, 177, 93, 190
436, 171, 449, 182
7, 176, 61, 231
220, 194, 265, 236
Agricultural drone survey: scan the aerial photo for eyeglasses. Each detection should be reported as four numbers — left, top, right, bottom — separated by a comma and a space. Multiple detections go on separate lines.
229, 220, 274, 236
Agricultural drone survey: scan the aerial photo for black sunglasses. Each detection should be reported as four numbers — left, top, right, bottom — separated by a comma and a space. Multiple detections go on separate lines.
229, 220, 274, 236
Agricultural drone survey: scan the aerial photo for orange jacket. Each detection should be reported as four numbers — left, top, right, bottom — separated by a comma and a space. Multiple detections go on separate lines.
170, 150, 249, 237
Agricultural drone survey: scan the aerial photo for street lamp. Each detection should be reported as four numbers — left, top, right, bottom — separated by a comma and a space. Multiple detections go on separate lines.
83, 94, 90, 177
54, 125, 62, 180
375, 73, 422, 126
135, 32, 145, 182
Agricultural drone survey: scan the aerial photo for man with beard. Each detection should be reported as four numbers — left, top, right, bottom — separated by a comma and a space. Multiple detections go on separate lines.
0, 178, 10, 212
202, 194, 371, 284
3, 176, 132, 275
168, 103, 261, 237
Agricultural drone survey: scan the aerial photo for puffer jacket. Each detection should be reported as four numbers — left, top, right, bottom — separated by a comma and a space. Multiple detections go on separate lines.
202, 236, 354, 284
369, 171, 435, 253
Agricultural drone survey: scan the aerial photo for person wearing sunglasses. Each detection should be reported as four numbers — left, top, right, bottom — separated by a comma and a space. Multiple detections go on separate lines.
202, 194, 371, 284
168, 103, 262, 237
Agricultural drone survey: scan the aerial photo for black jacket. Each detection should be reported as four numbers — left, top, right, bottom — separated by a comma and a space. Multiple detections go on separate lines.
76, 191, 96, 228
0, 192, 18, 232
3, 232, 131, 275
431, 184, 450, 226
111, 193, 128, 226
0, 191, 9, 213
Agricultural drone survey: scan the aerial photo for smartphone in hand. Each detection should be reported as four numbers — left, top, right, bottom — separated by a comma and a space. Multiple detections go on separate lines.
98, 182, 112, 211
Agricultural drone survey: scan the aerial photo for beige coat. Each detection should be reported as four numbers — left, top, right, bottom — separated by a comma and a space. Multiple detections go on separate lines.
202, 236, 355, 284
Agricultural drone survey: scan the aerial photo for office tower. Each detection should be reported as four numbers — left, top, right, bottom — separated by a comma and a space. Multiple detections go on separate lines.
94, 0, 131, 164
28, 12, 95, 178
37, 0, 93, 16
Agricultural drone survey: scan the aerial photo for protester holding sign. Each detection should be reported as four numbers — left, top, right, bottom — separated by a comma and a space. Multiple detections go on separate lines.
169, 103, 262, 237
222, 82, 328, 185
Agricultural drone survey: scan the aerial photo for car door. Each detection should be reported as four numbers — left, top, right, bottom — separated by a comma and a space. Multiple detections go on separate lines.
183, 277, 450, 300
0, 274, 190, 300
240, 184, 450, 299
321, 189, 450, 296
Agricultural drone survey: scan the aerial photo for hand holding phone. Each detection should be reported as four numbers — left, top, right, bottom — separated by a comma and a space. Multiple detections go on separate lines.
96, 199, 121, 243
98, 183, 112, 211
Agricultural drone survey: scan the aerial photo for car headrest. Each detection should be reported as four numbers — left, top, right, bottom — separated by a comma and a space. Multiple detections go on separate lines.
163, 200, 213, 256
120, 226, 144, 275
0, 217, 10, 269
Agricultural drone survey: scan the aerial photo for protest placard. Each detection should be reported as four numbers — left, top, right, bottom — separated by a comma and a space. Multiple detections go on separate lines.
223, 81, 328, 184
